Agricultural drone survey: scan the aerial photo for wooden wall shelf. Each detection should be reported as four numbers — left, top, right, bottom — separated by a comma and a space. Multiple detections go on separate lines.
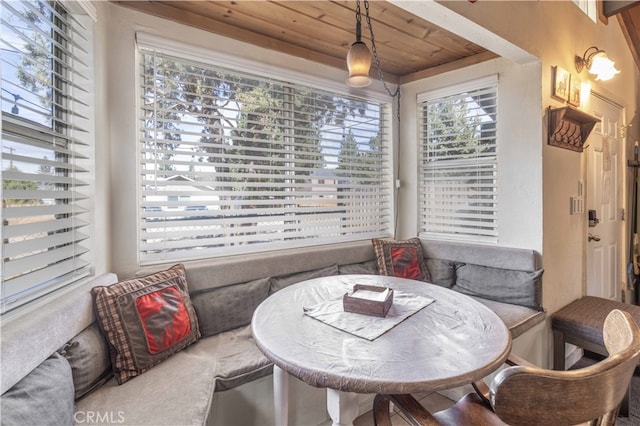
547, 106, 600, 152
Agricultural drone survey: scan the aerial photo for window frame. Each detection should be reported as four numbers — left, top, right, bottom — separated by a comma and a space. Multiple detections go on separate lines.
1, 0, 95, 314
417, 75, 499, 244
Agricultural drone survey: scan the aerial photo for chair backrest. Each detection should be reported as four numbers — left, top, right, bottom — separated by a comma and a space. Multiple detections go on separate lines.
490, 309, 640, 426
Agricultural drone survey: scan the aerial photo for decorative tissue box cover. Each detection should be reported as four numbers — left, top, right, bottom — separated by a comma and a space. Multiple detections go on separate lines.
343, 284, 394, 317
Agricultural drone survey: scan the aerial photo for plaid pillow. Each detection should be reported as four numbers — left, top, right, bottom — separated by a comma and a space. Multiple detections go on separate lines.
91, 264, 200, 384
372, 238, 431, 282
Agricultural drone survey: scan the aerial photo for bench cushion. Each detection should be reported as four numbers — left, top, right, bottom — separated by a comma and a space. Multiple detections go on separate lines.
471, 297, 546, 338
76, 348, 216, 426
187, 326, 273, 391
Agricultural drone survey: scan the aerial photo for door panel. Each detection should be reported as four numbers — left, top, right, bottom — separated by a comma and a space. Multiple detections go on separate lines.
586, 94, 623, 301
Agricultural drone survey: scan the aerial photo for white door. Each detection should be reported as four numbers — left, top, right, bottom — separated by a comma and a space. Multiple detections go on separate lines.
586, 94, 624, 301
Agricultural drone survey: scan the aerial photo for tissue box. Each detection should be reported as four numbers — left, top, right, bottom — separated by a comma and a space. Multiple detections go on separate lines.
343, 284, 394, 317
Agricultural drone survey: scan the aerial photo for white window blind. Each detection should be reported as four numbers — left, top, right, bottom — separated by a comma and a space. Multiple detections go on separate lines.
418, 77, 498, 242
139, 47, 392, 264
2, 0, 92, 312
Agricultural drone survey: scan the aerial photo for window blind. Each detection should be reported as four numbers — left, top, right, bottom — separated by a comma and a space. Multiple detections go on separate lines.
139, 48, 392, 264
1, 0, 92, 312
418, 78, 498, 241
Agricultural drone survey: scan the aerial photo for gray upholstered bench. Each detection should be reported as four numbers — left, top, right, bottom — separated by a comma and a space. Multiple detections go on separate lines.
551, 296, 640, 370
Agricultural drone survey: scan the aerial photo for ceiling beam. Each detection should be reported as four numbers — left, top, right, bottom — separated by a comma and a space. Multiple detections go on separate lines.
389, 0, 537, 65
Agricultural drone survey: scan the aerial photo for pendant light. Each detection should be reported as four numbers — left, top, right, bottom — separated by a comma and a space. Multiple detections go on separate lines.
346, 0, 372, 88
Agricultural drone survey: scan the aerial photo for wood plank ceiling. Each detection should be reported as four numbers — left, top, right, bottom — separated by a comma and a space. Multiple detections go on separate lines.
113, 0, 497, 84
114, 1, 640, 82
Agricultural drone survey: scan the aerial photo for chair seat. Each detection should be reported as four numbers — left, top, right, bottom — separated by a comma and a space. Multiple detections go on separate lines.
432, 393, 508, 426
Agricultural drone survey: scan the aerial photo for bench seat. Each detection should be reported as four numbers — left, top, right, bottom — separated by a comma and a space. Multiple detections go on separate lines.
76, 345, 216, 426
472, 297, 546, 338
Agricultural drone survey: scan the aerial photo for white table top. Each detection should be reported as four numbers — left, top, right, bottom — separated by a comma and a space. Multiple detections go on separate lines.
252, 275, 512, 394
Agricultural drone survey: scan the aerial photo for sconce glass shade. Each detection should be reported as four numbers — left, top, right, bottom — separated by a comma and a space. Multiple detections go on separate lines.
575, 47, 620, 81
346, 41, 372, 87
588, 51, 620, 81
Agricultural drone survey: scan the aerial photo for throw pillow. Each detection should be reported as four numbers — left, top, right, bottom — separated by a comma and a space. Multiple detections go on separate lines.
269, 264, 339, 293
0, 352, 75, 426
91, 264, 201, 384
191, 277, 271, 337
454, 263, 544, 309
59, 323, 112, 400
372, 237, 430, 282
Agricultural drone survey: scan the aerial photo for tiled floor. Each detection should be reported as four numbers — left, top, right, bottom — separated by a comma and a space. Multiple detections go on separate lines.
353, 392, 455, 426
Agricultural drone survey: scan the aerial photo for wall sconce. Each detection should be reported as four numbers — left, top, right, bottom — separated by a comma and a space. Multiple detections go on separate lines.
346, 0, 372, 87
575, 46, 620, 81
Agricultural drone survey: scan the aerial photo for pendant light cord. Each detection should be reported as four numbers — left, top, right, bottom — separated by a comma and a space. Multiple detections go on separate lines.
362, 0, 402, 238
363, 0, 400, 119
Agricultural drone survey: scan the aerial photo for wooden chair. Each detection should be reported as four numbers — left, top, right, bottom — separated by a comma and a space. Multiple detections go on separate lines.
374, 309, 640, 426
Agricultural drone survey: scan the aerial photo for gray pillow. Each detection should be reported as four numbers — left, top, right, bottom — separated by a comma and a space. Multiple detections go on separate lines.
1, 352, 74, 426
192, 277, 270, 337
425, 258, 456, 288
59, 323, 112, 400
339, 260, 379, 275
269, 264, 339, 293
453, 264, 543, 309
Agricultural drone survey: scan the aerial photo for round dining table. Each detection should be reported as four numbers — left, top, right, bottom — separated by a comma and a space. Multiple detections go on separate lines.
251, 274, 512, 426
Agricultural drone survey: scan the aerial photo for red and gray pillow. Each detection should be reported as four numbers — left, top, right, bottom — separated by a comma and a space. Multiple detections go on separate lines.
372, 237, 431, 282
91, 264, 200, 384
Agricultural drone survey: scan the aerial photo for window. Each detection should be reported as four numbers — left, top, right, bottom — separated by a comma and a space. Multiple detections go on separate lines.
418, 76, 498, 242
1, 0, 93, 313
572, 0, 597, 22
138, 37, 392, 264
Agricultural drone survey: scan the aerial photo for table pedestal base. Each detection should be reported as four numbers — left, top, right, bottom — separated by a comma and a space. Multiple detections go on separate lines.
272, 366, 360, 426
273, 366, 289, 425
326, 388, 359, 426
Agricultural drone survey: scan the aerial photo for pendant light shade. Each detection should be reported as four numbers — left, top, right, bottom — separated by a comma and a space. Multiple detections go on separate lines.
346, 40, 372, 87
